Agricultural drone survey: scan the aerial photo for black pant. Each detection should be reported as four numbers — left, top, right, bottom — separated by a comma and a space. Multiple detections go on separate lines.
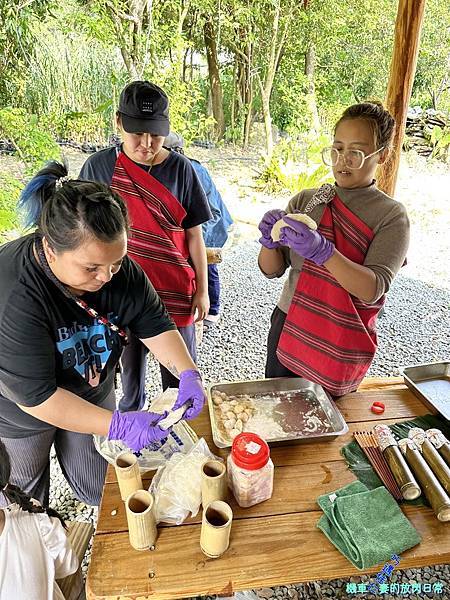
0, 390, 115, 507
265, 306, 298, 378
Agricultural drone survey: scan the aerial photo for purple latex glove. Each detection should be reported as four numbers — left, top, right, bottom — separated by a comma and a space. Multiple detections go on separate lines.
258, 209, 287, 249
279, 216, 335, 265
172, 369, 206, 420
108, 410, 169, 453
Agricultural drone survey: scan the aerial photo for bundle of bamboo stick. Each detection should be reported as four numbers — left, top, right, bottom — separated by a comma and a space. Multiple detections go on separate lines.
353, 431, 403, 501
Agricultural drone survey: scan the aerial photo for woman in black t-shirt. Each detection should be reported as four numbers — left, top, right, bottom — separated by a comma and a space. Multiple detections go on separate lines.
0, 161, 206, 506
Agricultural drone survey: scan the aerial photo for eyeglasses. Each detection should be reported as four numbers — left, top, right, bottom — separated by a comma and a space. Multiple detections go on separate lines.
321, 146, 385, 170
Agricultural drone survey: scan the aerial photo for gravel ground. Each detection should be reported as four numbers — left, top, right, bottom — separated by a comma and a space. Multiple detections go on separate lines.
43, 149, 449, 599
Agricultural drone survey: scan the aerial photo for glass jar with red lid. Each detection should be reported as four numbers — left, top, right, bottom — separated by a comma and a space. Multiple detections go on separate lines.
227, 432, 274, 507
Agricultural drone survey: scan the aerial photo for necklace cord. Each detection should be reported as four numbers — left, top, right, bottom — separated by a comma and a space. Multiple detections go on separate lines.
35, 237, 128, 345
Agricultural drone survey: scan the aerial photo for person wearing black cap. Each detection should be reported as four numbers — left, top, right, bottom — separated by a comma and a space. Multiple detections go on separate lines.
79, 81, 212, 412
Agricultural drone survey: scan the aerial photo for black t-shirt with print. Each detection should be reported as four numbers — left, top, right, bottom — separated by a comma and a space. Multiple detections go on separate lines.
78, 146, 212, 229
0, 234, 176, 437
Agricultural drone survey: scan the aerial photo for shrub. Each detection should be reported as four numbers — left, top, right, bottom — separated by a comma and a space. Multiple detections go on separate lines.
258, 136, 333, 194
0, 173, 22, 241
0, 108, 61, 175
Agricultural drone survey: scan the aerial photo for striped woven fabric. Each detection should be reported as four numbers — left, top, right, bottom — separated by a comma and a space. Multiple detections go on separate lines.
111, 152, 195, 327
277, 192, 384, 396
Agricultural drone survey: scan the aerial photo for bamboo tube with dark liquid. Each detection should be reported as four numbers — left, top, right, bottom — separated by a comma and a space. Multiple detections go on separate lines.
398, 438, 450, 522
200, 500, 233, 558
372, 425, 421, 500
409, 428, 450, 496
426, 428, 450, 466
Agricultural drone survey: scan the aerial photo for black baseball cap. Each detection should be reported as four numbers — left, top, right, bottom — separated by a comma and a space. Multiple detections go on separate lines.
118, 81, 170, 136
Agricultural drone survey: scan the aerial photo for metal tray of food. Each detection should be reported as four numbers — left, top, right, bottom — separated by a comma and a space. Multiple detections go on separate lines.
207, 377, 348, 449
402, 362, 450, 421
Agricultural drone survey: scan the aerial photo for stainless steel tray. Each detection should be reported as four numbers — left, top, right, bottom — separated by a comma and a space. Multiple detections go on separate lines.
207, 377, 348, 449
402, 362, 450, 421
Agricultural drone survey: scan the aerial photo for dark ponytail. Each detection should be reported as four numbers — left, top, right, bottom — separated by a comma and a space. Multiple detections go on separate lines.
0, 440, 66, 529
18, 161, 129, 252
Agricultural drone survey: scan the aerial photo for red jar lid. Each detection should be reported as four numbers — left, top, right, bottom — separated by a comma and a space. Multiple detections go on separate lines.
231, 432, 270, 470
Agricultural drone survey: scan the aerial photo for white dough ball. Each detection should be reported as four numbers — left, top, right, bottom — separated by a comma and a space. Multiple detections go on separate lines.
271, 213, 317, 242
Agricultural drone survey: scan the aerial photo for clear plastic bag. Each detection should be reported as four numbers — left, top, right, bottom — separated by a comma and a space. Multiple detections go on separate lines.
149, 438, 219, 525
93, 389, 198, 471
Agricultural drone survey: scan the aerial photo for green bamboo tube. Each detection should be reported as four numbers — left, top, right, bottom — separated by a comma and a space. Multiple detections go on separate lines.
409, 428, 450, 496
426, 429, 450, 466
399, 439, 450, 522
373, 425, 421, 500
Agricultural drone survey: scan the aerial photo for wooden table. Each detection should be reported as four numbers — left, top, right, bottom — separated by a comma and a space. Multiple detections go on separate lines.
86, 378, 450, 600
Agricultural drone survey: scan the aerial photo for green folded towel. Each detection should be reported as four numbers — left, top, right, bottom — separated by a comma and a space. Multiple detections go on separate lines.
317, 481, 421, 570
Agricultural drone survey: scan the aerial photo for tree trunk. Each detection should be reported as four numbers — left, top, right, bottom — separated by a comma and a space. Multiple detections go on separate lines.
230, 60, 237, 135
260, 87, 273, 162
204, 18, 225, 140
104, 0, 152, 79
240, 44, 254, 148
305, 44, 320, 132
259, 0, 290, 162
182, 47, 189, 82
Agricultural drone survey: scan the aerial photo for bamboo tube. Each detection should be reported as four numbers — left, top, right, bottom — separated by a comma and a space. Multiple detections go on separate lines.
409, 428, 450, 496
398, 439, 450, 522
200, 500, 233, 559
372, 425, 421, 500
201, 459, 228, 508
114, 452, 143, 501
125, 490, 157, 551
426, 429, 450, 466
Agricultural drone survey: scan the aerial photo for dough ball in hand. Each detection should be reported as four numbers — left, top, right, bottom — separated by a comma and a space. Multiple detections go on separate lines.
271, 213, 317, 242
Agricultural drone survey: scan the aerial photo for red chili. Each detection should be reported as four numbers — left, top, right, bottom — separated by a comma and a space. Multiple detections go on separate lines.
371, 401, 385, 415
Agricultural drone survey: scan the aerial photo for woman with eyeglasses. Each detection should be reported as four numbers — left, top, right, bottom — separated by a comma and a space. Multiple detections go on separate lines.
258, 102, 410, 397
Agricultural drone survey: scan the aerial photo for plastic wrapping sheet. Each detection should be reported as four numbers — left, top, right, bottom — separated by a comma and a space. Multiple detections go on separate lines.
341, 414, 450, 506
149, 438, 220, 524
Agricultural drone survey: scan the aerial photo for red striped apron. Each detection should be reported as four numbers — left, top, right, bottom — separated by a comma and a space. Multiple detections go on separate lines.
111, 151, 195, 327
276, 193, 384, 396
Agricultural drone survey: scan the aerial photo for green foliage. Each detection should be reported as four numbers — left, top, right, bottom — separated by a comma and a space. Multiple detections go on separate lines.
431, 127, 450, 162
0, 173, 22, 238
146, 64, 216, 143
42, 110, 110, 144
410, 0, 450, 112
0, 0, 54, 106
0, 108, 61, 175
0, 0, 448, 164
258, 137, 333, 193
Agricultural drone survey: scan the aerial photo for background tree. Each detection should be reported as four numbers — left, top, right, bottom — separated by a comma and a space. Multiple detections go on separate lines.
0, 0, 54, 106
0, 0, 448, 157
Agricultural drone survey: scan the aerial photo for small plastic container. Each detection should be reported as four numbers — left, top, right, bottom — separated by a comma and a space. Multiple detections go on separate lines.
227, 432, 274, 508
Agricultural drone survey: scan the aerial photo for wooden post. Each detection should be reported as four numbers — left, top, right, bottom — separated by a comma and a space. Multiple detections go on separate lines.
377, 0, 426, 196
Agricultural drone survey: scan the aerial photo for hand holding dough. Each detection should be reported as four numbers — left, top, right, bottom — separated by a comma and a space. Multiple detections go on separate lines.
271, 213, 317, 242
